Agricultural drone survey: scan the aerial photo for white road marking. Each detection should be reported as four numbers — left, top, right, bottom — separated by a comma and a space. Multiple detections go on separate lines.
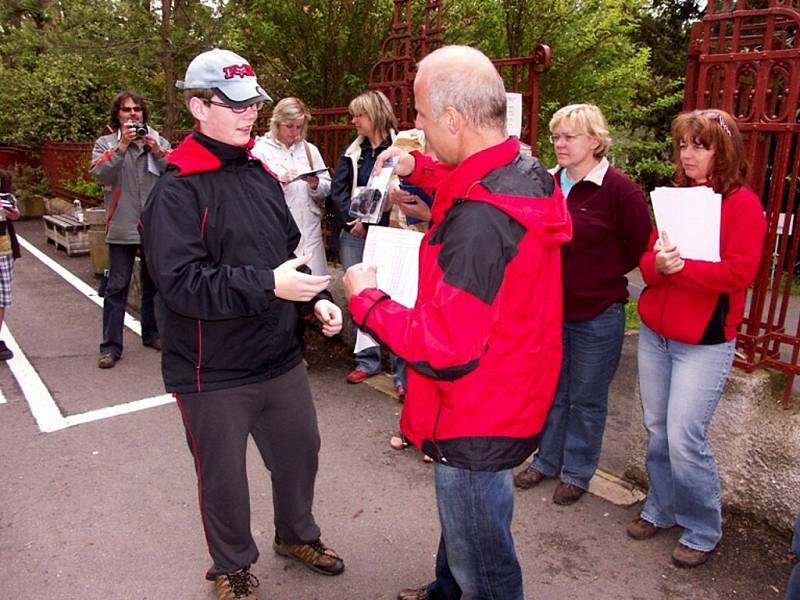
3, 235, 174, 432
16, 235, 141, 334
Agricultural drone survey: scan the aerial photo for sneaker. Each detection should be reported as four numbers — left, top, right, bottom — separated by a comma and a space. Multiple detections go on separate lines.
97, 353, 119, 369
514, 466, 546, 490
671, 542, 712, 568
397, 588, 429, 600
345, 368, 371, 384
213, 568, 259, 599
273, 534, 344, 576
627, 517, 663, 541
552, 481, 585, 505
0, 341, 13, 361
395, 383, 406, 401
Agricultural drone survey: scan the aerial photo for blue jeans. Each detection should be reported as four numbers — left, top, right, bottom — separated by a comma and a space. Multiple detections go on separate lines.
100, 243, 158, 356
339, 229, 403, 379
532, 303, 625, 489
425, 464, 523, 600
787, 513, 800, 599
638, 322, 734, 551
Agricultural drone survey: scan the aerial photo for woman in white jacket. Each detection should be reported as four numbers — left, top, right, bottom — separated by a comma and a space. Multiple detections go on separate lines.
253, 97, 331, 275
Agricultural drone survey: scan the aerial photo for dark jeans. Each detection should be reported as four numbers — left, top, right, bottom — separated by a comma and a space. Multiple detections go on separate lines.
787, 513, 800, 599
100, 243, 158, 356
176, 363, 322, 578
533, 302, 625, 490
426, 464, 523, 600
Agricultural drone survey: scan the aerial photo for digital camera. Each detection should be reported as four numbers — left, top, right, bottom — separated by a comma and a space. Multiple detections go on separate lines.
129, 123, 148, 138
0, 192, 16, 210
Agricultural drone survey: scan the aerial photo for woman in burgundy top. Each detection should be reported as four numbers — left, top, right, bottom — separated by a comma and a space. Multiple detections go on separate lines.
514, 103, 652, 505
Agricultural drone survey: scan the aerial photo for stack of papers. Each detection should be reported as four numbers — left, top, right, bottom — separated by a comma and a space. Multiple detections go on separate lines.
354, 226, 424, 352
650, 186, 722, 262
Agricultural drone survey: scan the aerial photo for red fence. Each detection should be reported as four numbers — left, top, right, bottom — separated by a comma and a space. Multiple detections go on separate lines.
684, 0, 800, 403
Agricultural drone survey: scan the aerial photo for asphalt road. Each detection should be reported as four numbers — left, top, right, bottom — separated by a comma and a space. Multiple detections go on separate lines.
0, 218, 793, 599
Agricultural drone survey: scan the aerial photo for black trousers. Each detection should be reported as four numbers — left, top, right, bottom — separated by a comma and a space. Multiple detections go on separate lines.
176, 363, 322, 578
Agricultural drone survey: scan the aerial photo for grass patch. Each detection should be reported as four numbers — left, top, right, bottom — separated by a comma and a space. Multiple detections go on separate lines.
625, 300, 641, 331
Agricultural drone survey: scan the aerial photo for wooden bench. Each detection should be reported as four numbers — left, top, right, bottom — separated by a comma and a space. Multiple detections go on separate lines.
43, 214, 90, 256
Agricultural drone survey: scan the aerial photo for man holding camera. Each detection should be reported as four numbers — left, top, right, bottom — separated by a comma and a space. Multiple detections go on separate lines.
89, 90, 171, 369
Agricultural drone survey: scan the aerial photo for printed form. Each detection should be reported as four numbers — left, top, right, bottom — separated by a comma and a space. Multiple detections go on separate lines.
354, 226, 424, 352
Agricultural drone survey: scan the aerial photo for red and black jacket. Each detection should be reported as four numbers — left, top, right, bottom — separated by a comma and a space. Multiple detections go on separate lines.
142, 131, 330, 393
350, 138, 572, 471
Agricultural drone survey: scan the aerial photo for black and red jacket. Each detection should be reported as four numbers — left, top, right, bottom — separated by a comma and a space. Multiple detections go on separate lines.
350, 138, 572, 470
142, 131, 330, 393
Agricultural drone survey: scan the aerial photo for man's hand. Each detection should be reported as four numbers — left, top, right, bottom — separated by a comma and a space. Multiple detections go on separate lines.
314, 299, 343, 336
3, 205, 20, 221
654, 231, 685, 276
374, 147, 415, 177
117, 120, 138, 152
343, 263, 378, 300
144, 134, 162, 155
273, 255, 331, 301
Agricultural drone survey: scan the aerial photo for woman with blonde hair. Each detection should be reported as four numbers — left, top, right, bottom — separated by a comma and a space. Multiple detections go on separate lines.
252, 97, 330, 275
515, 103, 652, 505
331, 90, 399, 386
627, 109, 765, 567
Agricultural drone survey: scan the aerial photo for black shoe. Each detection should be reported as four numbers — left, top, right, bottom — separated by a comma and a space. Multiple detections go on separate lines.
0, 341, 13, 361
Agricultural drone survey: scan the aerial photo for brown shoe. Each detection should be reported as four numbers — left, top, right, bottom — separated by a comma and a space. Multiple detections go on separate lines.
671, 542, 712, 568
143, 338, 162, 351
273, 534, 344, 576
97, 353, 119, 369
552, 481, 585, 505
213, 568, 259, 599
397, 588, 429, 600
514, 466, 546, 489
627, 517, 663, 540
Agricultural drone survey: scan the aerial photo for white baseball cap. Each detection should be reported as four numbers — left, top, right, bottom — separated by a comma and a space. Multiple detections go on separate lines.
176, 48, 272, 108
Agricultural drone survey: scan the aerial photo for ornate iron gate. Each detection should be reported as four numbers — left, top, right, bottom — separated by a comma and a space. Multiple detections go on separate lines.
684, 0, 800, 403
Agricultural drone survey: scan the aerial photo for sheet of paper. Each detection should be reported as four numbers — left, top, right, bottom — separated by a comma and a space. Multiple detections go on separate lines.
353, 226, 424, 353
506, 93, 522, 138
650, 186, 721, 262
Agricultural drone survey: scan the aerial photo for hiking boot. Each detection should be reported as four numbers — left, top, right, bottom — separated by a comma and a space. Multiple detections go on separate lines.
0, 340, 13, 361
97, 353, 119, 369
213, 568, 259, 599
552, 481, 585, 505
397, 588, 429, 600
273, 534, 344, 576
671, 542, 712, 568
143, 338, 162, 351
514, 466, 546, 489
627, 517, 662, 541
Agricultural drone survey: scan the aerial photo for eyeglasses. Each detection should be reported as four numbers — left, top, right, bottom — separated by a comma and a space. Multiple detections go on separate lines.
205, 99, 263, 113
120, 106, 142, 113
701, 110, 733, 137
549, 133, 584, 144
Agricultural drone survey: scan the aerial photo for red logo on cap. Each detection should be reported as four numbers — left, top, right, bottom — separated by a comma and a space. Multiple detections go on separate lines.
222, 64, 255, 79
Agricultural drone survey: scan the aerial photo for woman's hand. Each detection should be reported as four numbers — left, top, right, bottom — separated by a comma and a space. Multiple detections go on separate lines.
348, 220, 366, 238
654, 231, 685, 276
393, 189, 431, 222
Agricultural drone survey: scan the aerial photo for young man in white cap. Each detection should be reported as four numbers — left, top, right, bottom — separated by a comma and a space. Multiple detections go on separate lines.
142, 48, 345, 600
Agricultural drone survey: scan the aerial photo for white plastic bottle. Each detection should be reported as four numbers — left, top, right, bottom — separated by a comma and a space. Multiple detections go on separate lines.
73, 199, 84, 223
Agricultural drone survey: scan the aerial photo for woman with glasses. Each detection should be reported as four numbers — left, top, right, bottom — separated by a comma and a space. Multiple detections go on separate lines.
253, 97, 331, 276
331, 90, 401, 387
627, 109, 765, 568
515, 104, 652, 506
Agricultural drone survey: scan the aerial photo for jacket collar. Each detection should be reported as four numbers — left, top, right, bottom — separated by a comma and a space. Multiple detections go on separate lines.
168, 130, 257, 177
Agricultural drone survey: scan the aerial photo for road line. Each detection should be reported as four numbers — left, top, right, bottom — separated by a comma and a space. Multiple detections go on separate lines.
61, 394, 174, 428
16, 235, 142, 335
3, 327, 66, 432
5, 235, 174, 432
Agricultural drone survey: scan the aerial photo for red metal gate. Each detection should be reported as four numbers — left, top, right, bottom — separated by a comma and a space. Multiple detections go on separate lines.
684, 0, 800, 403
